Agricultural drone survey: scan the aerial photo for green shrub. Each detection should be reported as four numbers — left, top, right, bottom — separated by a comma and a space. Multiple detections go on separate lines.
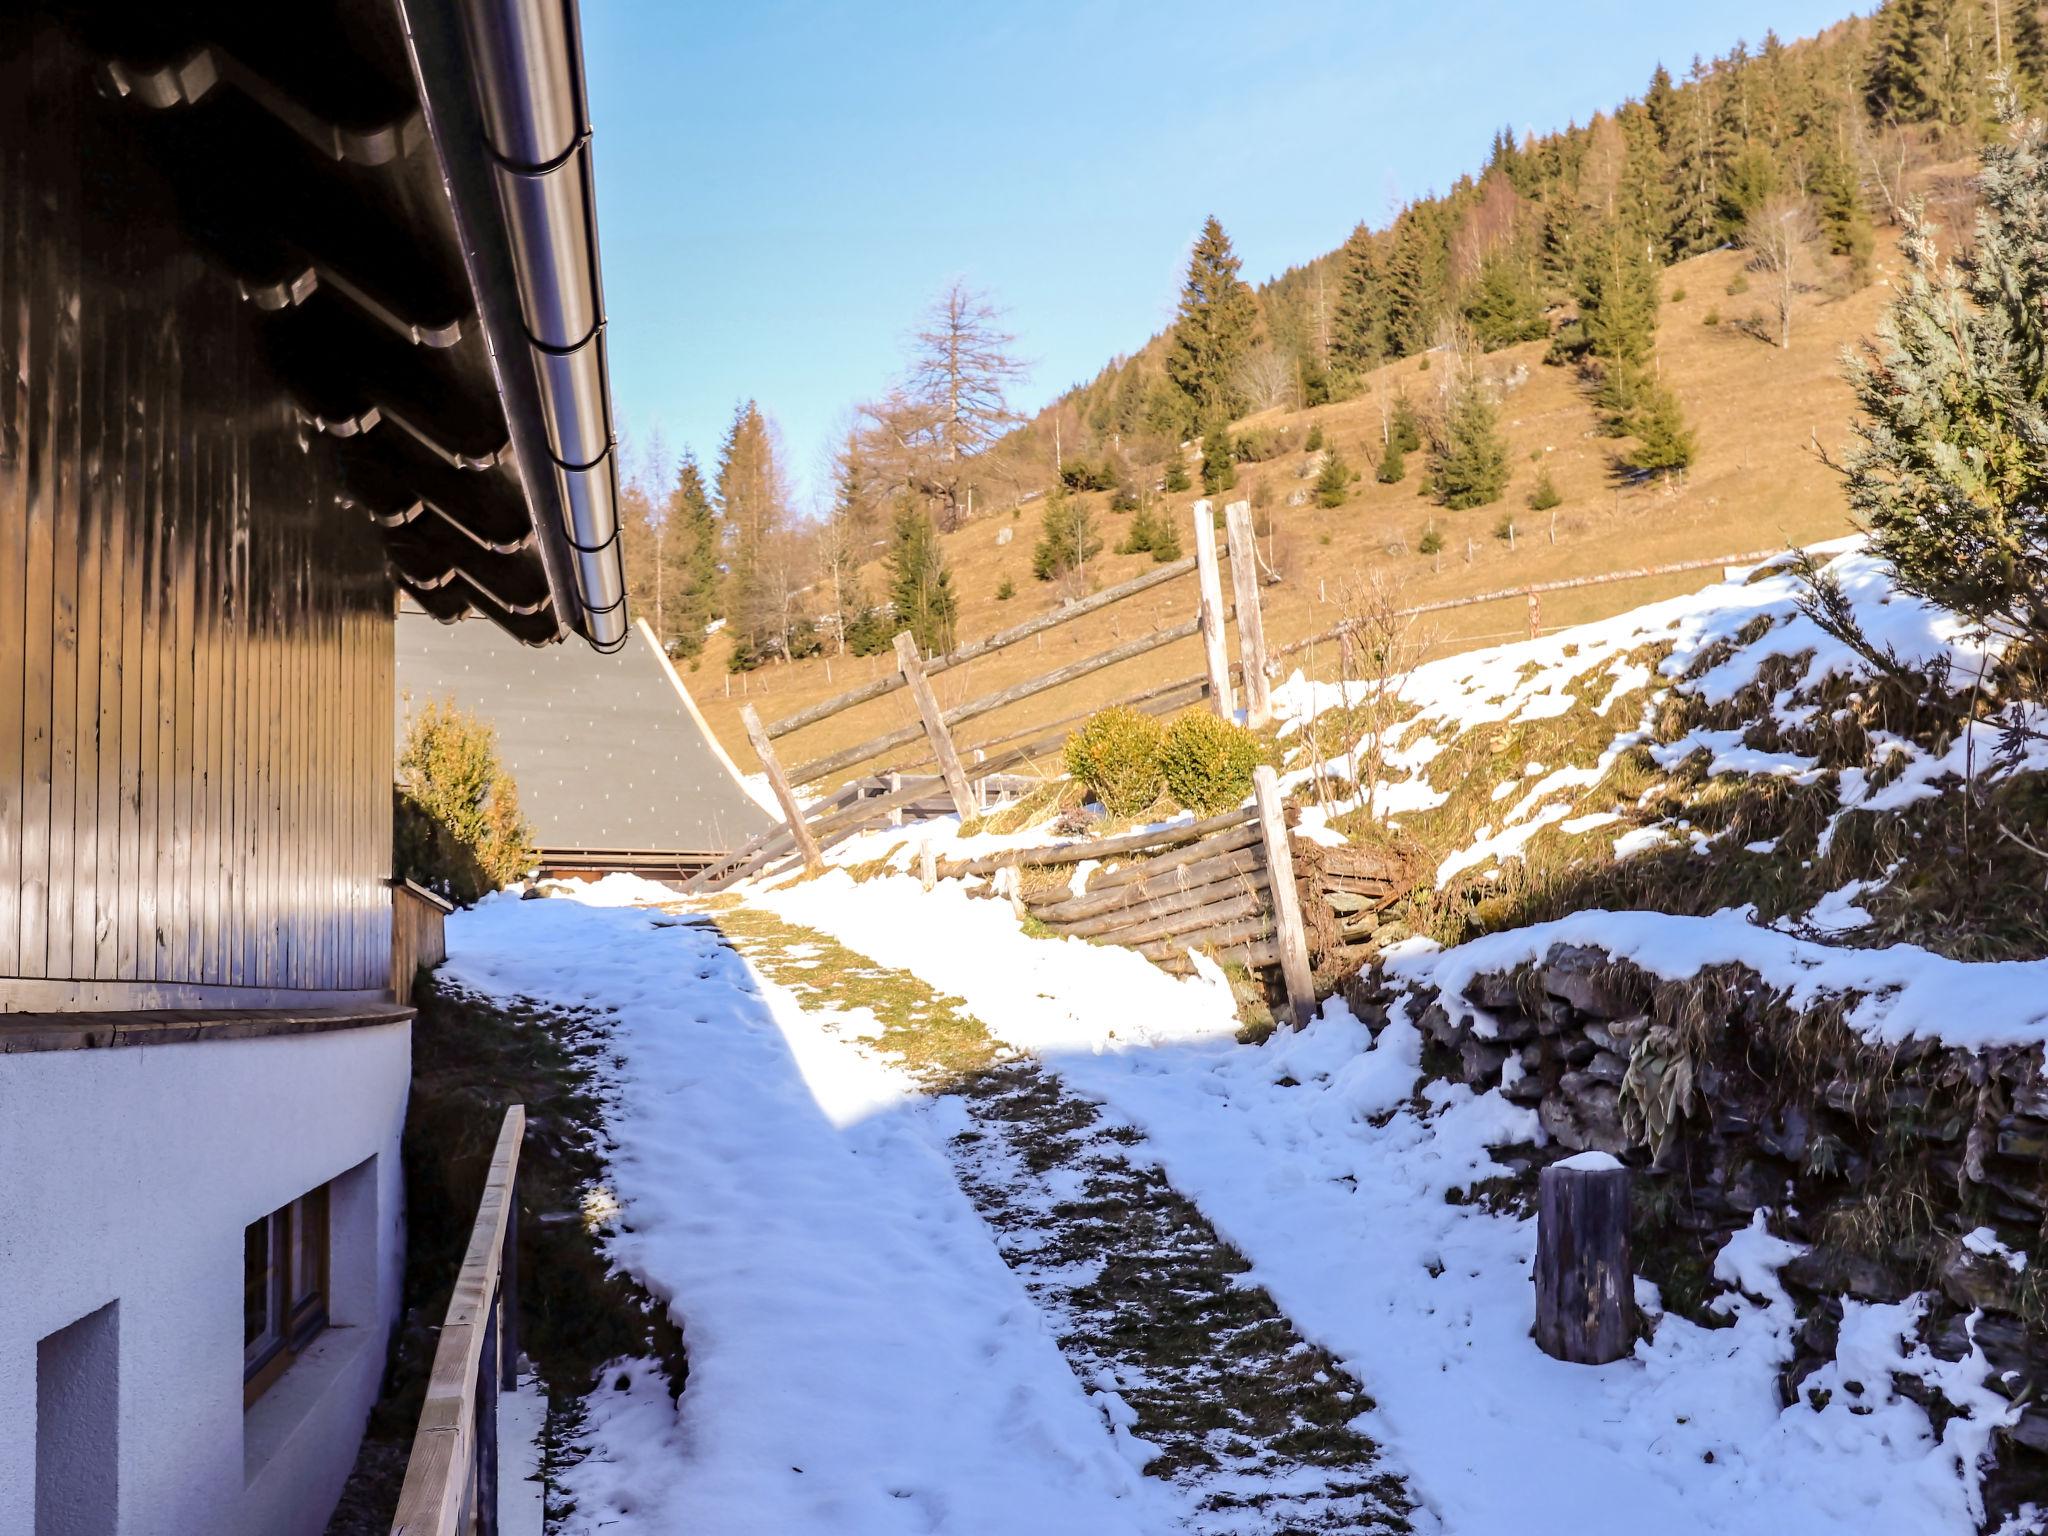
394, 697, 533, 905
1163, 457, 1191, 492
995, 576, 1016, 601
1528, 467, 1562, 511
1669, 286, 1687, 304
1418, 524, 1444, 556
1063, 707, 1165, 817
1703, 307, 1721, 327
1158, 710, 1263, 815
1726, 272, 1749, 295
1305, 423, 1325, 452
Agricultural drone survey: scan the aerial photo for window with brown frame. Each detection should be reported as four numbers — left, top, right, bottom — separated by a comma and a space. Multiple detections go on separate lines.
243, 1183, 330, 1406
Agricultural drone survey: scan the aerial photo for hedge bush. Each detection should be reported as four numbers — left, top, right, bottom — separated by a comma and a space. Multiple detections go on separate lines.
1063, 707, 1165, 817
1158, 710, 1263, 815
394, 696, 533, 905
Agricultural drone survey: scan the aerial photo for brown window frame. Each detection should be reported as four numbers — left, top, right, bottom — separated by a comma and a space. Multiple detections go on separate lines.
243, 1183, 331, 1407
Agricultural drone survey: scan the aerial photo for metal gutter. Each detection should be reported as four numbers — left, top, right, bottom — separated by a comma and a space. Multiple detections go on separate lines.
398, 0, 629, 650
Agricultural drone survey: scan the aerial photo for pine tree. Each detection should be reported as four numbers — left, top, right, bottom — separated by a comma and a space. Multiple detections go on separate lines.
715, 400, 791, 670
1377, 440, 1408, 484
1331, 223, 1389, 376
1032, 488, 1103, 583
1389, 393, 1423, 454
1865, 0, 1990, 131
1163, 455, 1191, 493
1665, 57, 1723, 259
1578, 224, 1661, 370
1616, 101, 1672, 246
1117, 503, 1161, 556
1149, 510, 1183, 562
2019, 3, 2048, 107
666, 452, 720, 656
1463, 249, 1548, 349
1625, 377, 1698, 474
1529, 466, 1563, 510
1645, 63, 1679, 148
1315, 447, 1353, 507
1716, 141, 1781, 237
1164, 216, 1260, 422
1383, 202, 1453, 356
886, 502, 958, 655
1201, 421, 1237, 494
1430, 371, 1511, 509
1837, 95, 2048, 637
1813, 137, 1875, 284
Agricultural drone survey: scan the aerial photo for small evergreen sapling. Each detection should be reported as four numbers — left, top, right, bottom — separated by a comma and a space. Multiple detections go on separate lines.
1163, 456, 1191, 493
1528, 467, 1562, 510
1376, 441, 1407, 484
1201, 422, 1238, 494
1315, 447, 1353, 507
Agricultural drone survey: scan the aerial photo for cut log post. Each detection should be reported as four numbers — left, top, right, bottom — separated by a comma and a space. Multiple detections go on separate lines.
1192, 499, 1235, 720
1533, 1153, 1634, 1365
740, 704, 824, 873
1223, 500, 1271, 728
1253, 765, 1317, 1028
895, 632, 977, 820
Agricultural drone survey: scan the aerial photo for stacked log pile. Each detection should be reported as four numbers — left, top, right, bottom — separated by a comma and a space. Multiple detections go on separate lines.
940, 806, 1415, 977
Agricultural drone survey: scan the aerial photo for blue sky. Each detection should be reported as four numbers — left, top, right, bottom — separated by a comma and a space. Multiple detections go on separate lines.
582, 0, 1863, 506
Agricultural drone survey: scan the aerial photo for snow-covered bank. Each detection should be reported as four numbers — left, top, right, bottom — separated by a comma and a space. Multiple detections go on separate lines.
759, 871, 2011, 1535
444, 891, 1168, 1536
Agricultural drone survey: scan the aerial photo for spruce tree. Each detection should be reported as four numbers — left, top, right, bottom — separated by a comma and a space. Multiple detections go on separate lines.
1664, 57, 1723, 259
1201, 421, 1238, 494
666, 452, 720, 656
1838, 96, 2048, 638
1331, 222, 1388, 376
1430, 372, 1511, 509
1163, 455, 1191, 493
1463, 250, 1548, 350
2019, 4, 2048, 108
886, 502, 958, 655
1149, 511, 1183, 562
1813, 139, 1875, 284
1032, 488, 1103, 583
1164, 216, 1260, 422
1625, 378, 1698, 474
1389, 393, 1423, 454
715, 400, 791, 670
1117, 503, 1161, 557
1578, 225, 1660, 370
1315, 447, 1353, 507
1377, 440, 1408, 484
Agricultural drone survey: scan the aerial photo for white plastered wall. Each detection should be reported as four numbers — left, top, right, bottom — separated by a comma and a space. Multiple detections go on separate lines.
0, 1021, 410, 1536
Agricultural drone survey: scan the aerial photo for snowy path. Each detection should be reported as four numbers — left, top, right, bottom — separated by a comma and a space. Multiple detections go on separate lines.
445, 895, 1171, 1536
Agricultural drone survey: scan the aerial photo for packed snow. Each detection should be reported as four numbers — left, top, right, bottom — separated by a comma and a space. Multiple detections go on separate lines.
445, 887, 1169, 1536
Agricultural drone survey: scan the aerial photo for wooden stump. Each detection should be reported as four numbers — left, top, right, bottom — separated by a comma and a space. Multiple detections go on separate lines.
1534, 1152, 1634, 1364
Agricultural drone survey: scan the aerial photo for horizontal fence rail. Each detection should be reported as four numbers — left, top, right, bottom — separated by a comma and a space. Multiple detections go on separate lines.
391, 1104, 525, 1536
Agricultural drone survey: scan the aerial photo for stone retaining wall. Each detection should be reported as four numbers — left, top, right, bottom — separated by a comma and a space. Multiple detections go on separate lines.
1344, 941, 2048, 1520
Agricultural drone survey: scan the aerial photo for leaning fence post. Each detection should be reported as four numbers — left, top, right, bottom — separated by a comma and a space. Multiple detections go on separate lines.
1534, 1152, 1634, 1364
1192, 499, 1236, 720
741, 704, 825, 873
894, 632, 978, 820
1251, 766, 1316, 1028
1223, 500, 1271, 728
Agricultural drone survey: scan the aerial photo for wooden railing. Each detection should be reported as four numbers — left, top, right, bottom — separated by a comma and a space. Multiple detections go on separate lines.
390, 1105, 524, 1536
391, 878, 453, 1002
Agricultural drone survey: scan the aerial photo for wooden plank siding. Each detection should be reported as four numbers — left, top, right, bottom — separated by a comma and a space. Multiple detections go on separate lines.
0, 43, 398, 1012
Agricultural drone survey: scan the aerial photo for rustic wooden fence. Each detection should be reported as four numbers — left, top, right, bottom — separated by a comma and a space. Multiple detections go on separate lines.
390, 1104, 524, 1536
391, 878, 452, 1003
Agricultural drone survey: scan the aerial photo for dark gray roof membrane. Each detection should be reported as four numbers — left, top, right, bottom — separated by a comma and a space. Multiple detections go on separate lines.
395, 607, 773, 854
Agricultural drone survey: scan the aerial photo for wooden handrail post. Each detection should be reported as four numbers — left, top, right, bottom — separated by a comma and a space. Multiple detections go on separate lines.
1223, 500, 1271, 728
1192, 499, 1235, 720
894, 632, 977, 819
1252, 766, 1316, 1028
741, 704, 825, 873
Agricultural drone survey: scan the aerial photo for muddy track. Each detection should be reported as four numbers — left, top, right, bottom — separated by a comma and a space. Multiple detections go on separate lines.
709, 907, 1412, 1535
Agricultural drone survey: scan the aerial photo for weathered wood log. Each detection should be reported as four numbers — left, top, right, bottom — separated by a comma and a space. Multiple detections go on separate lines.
1058, 889, 1266, 948
1192, 499, 1235, 720
789, 616, 1202, 787
1032, 868, 1269, 939
1078, 820, 1264, 891
1534, 1153, 1634, 1365
1150, 936, 1281, 974
1029, 844, 1268, 923
1135, 912, 1275, 963
937, 805, 1257, 879
763, 556, 1198, 738
1255, 767, 1318, 1029
741, 704, 825, 873
895, 632, 976, 819
1224, 500, 1271, 728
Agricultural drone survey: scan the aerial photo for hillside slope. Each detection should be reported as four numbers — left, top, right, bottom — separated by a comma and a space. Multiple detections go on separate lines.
692, 237, 1897, 792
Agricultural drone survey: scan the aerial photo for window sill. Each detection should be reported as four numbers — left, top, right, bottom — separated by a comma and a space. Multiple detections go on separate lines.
244, 1324, 374, 1485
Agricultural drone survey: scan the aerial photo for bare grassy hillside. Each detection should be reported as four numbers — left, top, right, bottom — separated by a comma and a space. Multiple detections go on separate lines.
691, 239, 1903, 791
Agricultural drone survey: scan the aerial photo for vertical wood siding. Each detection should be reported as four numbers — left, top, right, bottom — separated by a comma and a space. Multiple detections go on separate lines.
0, 26, 395, 1007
